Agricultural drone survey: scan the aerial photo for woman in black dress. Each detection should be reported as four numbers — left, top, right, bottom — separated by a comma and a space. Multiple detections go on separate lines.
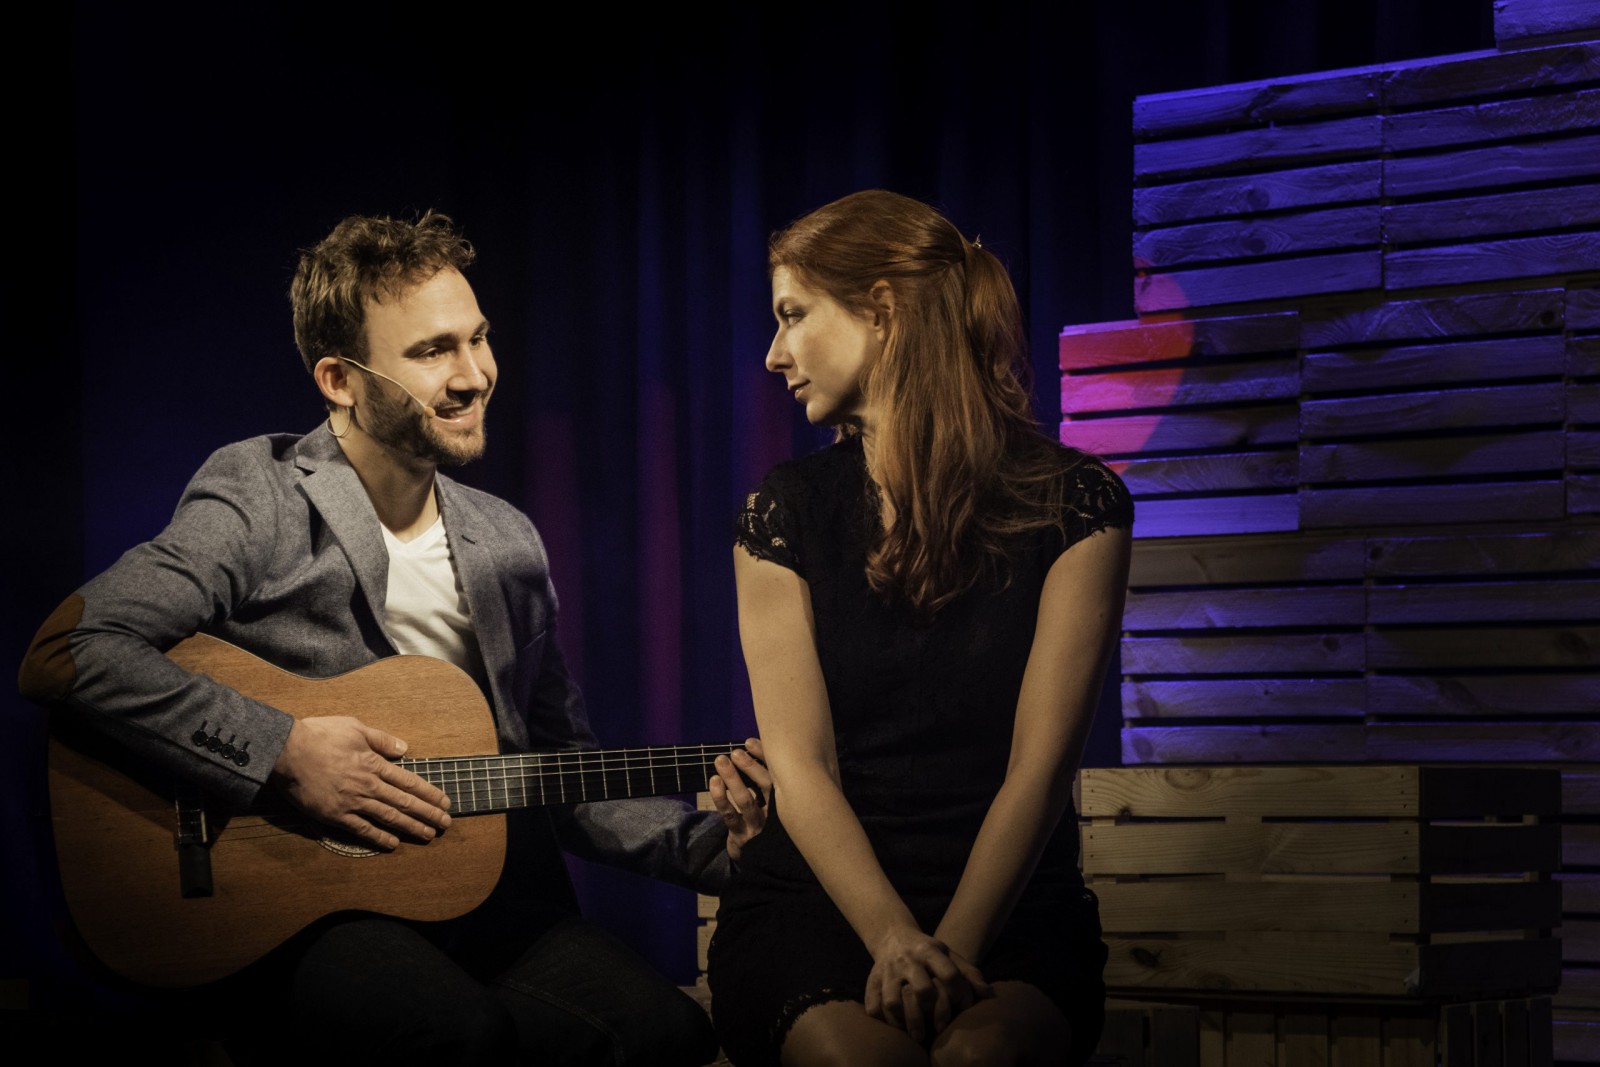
708, 190, 1132, 1066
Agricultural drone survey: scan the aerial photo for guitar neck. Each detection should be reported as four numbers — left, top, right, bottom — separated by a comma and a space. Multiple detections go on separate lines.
400, 743, 727, 816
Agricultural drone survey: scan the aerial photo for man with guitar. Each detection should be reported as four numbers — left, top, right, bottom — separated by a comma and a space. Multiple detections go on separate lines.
20, 211, 770, 1065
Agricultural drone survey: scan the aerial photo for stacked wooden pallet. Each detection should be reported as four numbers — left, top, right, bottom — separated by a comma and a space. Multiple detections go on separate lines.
1081, 764, 1561, 1065
1060, 1, 1600, 1059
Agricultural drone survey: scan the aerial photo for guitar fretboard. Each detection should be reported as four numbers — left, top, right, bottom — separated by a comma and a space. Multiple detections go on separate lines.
400, 743, 728, 816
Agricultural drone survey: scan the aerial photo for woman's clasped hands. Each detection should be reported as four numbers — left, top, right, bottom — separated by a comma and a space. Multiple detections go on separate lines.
863, 926, 994, 1044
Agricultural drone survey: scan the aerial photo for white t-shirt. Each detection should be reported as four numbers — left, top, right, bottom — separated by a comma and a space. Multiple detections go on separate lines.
380, 515, 489, 692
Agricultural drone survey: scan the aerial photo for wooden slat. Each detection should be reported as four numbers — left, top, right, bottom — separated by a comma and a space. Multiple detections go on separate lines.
1059, 311, 1300, 370
1418, 766, 1563, 817
1552, 1010, 1600, 1065
1365, 528, 1600, 575
1112, 451, 1298, 495
1386, 230, 1600, 290
1228, 1012, 1278, 1062
1133, 161, 1382, 227
1565, 920, 1600, 962
1302, 382, 1566, 437
1526, 998, 1557, 1067
1385, 87, 1600, 152
1384, 134, 1600, 199
1381, 42, 1600, 108
1133, 205, 1380, 269
1079, 764, 1549, 818
1303, 336, 1568, 393
1573, 381, 1600, 422
1573, 470, 1600, 512
1198, 1008, 1226, 1065
1565, 773, 1600, 814
1091, 880, 1559, 935
1121, 632, 1364, 674
1558, 969, 1600, 1011
1121, 679, 1366, 719
1300, 431, 1565, 482
1061, 359, 1299, 415
1302, 289, 1565, 348
1501, 999, 1532, 1067
1368, 578, 1600, 622
1136, 251, 1381, 313
1571, 286, 1600, 330
1129, 533, 1367, 585
1367, 722, 1600, 761
1134, 115, 1382, 181
1559, 874, 1600, 914
1123, 724, 1368, 763
1124, 586, 1365, 629
1133, 69, 1382, 138
1363, 675, 1600, 716
1568, 824, 1600, 866
1428, 882, 1565, 934
1300, 481, 1567, 528
1385, 182, 1600, 245
1571, 336, 1600, 376
1096, 1005, 1148, 1067
1473, 1001, 1505, 1067
1424, 824, 1563, 873
1101, 936, 1561, 998
1281, 1013, 1328, 1064
1367, 626, 1600, 668
1129, 495, 1301, 539
1495, 0, 1600, 47
1332, 1013, 1382, 1067
1083, 822, 1434, 875
1059, 406, 1299, 454
1149, 1005, 1200, 1067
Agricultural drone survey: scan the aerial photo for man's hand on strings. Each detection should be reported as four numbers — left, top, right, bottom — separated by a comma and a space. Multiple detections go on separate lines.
269, 715, 453, 850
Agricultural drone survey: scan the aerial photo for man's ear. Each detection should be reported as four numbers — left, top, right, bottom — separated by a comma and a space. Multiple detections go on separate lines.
313, 355, 357, 410
868, 280, 895, 337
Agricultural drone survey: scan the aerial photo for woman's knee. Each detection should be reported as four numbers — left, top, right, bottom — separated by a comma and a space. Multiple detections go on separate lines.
782, 1002, 926, 1067
930, 1027, 1023, 1067
625, 989, 718, 1067
929, 983, 1075, 1067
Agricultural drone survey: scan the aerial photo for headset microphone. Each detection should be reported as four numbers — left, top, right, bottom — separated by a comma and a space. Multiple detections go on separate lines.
340, 357, 437, 418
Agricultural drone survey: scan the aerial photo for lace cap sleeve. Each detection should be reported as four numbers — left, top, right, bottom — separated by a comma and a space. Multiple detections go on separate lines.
1062, 456, 1135, 546
734, 480, 801, 572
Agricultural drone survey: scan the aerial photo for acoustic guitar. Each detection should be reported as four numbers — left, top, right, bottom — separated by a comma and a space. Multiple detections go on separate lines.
47, 632, 728, 987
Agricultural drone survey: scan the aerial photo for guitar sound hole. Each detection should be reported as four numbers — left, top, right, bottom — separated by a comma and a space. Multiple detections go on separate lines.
317, 836, 382, 859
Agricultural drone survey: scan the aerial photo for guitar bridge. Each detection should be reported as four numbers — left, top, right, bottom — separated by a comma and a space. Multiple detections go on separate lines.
174, 788, 214, 899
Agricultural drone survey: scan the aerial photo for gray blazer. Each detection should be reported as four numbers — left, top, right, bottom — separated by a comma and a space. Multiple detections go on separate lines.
22, 424, 728, 893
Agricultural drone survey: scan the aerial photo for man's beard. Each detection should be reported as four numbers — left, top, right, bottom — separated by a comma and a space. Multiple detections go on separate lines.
358, 379, 486, 467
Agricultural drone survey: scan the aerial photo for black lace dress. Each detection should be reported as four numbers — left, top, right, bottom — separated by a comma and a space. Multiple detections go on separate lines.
708, 436, 1133, 1067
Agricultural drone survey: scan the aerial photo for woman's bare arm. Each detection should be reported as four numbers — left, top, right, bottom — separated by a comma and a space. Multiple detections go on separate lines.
734, 547, 987, 1041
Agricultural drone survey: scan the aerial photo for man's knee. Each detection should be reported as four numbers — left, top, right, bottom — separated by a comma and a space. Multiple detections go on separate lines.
430, 996, 519, 1066
620, 986, 718, 1067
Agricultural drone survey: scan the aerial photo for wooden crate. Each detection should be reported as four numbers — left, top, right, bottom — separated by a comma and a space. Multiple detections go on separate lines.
1094, 995, 1555, 1067
1080, 765, 1562, 1001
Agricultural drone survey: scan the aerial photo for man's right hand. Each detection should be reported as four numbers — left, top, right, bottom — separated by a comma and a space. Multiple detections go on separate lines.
269, 716, 452, 850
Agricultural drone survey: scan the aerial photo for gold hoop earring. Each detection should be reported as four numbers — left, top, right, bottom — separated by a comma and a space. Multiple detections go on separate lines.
328, 406, 354, 439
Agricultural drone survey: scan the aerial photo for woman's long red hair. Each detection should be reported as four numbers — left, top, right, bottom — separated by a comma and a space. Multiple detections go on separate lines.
770, 190, 1079, 618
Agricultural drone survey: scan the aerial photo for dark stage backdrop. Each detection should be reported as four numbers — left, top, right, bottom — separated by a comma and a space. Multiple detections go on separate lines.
9, 0, 1492, 1009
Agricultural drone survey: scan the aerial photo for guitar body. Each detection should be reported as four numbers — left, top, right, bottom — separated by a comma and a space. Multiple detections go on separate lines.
48, 633, 507, 987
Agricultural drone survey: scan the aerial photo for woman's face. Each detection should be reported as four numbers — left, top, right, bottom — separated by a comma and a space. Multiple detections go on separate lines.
766, 266, 885, 427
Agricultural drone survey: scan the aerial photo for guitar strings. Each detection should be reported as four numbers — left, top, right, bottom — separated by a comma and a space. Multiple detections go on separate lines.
397, 743, 733, 811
